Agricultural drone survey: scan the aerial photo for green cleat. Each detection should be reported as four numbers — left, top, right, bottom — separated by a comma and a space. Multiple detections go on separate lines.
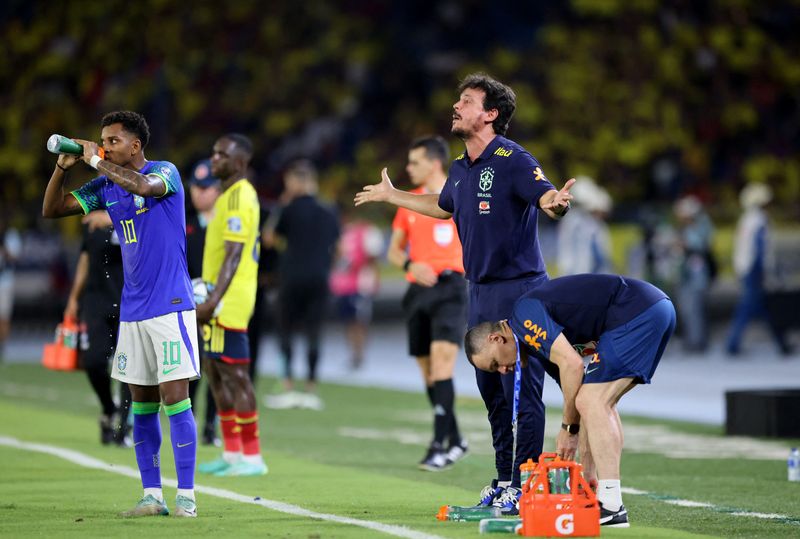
198, 457, 233, 474
173, 495, 197, 518
119, 494, 169, 518
213, 460, 268, 477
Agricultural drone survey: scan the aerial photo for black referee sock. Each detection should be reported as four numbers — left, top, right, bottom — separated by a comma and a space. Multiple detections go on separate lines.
86, 365, 115, 417
425, 385, 435, 407
432, 379, 456, 447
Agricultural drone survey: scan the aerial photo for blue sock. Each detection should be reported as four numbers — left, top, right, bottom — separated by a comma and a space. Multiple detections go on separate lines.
165, 399, 196, 490
132, 402, 162, 489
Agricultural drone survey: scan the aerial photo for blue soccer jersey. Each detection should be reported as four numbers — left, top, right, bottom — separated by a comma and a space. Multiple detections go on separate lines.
71, 161, 194, 322
508, 274, 669, 358
438, 135, 556, 284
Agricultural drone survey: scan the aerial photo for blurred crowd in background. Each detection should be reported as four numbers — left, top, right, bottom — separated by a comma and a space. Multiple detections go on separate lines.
1, 0, 799, 354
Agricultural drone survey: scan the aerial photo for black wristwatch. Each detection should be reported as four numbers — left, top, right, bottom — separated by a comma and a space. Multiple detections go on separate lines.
561, 422, 580, 434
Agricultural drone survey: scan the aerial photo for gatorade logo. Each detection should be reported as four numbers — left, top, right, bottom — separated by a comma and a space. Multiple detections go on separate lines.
555, 513, 574, 535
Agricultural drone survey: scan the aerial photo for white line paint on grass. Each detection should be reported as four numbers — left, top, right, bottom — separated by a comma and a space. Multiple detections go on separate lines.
5, 434, 798, 531
620, 487, 800, 525
0, 435, 445, 539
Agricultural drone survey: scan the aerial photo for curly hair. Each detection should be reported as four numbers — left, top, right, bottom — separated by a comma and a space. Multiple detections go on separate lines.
101, 110, 150, 148
458, 73, 516, 136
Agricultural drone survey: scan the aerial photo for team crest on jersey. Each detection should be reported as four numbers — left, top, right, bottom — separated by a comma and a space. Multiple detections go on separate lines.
227, 216, 242, 233
133, 195, 145, 209
479, 167, 494, 191
117, 352, 127, 372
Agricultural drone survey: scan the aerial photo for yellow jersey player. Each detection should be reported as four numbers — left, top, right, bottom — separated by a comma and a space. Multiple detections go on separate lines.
196, 134, 266, 476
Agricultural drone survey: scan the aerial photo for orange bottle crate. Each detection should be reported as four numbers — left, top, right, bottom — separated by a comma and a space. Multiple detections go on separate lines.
42, 317, 79, 371
519, 452, 600, 537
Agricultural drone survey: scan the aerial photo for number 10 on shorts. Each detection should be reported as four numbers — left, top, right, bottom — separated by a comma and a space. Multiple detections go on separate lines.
162, 340, 181, 366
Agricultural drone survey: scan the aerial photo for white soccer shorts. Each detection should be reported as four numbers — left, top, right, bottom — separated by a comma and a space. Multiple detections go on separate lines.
112, 310, 201, 386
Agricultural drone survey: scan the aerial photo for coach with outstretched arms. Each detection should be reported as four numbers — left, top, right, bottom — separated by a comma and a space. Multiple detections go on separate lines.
356, 73, 574, 514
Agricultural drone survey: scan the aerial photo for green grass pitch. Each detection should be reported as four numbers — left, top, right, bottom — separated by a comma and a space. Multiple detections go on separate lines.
1, 364, 798, 538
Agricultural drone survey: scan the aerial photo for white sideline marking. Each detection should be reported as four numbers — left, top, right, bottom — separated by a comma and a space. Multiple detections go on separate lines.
663, 500, 714, 508
620, 487, 799, 523
379, 411, 795, 461
0, 435, 445, 539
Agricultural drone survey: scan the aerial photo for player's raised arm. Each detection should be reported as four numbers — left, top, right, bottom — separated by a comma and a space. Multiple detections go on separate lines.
354, 167, 452, 219
539, 178, 576, 220
42, 153, 85, 218
74, 138, 166, 198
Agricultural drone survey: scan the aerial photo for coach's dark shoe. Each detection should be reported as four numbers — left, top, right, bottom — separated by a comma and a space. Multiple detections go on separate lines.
476, 480, 504, 507
492, 486, 521, 516
599, 502, 630, 528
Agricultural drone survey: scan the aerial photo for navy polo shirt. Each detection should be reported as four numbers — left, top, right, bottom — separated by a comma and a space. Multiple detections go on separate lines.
509, 274, 669, 350
438, 135, 556, 284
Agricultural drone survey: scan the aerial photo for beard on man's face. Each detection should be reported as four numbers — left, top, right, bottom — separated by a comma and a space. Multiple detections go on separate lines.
451, 125, 469, 140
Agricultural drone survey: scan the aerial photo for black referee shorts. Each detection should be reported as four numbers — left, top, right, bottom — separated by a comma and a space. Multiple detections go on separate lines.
402, 271, 467, 357
79, 312, 120, 369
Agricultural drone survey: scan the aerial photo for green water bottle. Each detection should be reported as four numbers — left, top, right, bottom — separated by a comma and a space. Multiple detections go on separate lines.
479, 518, 522, 533
548, 468, 570, 494
437, 505, 502, 521
47, 134, 83, 155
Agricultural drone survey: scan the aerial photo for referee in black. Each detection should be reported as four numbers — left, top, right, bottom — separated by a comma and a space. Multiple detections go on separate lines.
64, 210, 131, 446
388, 136, 469, 471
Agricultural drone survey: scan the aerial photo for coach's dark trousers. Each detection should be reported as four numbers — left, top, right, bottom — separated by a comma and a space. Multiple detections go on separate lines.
468, 275, 549, 487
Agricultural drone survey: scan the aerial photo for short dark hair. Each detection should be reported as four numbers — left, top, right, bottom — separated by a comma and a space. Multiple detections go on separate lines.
463, 321, 501, 366
458, 73, 516, 136
409, 135, 450, 164
285, 158, 318, 182
222, 133, 253, 162
101, 111, 150, 148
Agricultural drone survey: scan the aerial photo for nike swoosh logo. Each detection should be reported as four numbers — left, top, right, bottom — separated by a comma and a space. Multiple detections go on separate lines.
133, 440, 145, 447
106, 201, 119, 207
162, 366, 180, 375
454, 180, 461, 187
586, 367, 599, 374
177, 441, 193, 448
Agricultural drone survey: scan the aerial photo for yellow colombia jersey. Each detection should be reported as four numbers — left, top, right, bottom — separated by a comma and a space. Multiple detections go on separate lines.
202, 178, 260, 330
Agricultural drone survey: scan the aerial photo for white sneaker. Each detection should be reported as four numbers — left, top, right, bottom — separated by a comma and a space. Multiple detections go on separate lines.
446, 440, 469, 464
173, 495, 197, 517
263, 391, 303, 410
419, 449, 451, 472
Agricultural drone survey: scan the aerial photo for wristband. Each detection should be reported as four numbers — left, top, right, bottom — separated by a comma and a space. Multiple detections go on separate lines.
56, 163, 68, 172
403, 259, 412, 272
88, 155, 103, 169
